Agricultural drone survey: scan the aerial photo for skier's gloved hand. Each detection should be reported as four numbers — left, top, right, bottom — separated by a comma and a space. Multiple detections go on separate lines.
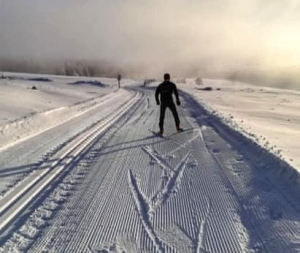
156, 101, 160, 105
176, 100, 181, 106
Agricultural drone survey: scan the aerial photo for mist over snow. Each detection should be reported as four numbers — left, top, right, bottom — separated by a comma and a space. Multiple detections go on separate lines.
1, 0, 300, 88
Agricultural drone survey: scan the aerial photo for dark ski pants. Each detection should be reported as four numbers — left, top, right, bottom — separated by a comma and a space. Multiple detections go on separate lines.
159, 101, 180, 130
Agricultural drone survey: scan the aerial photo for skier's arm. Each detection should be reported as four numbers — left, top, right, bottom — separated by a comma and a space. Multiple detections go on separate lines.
155, 86, 160, 105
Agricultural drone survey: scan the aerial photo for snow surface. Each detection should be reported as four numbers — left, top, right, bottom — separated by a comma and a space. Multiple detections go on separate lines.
0, 73, 299, 253
176, 79, 300, 172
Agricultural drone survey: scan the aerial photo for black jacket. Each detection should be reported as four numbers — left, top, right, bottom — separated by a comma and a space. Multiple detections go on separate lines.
155, 81, 180, 104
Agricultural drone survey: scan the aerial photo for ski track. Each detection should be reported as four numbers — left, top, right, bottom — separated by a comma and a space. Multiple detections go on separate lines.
196, 198, 211, 253
128, 170, 164, 253
31, 90, 149, 253
0, 89, 133, 197
0, 87, 299, 253
151, 152, 190, 209
0, 90, 142, 252
0, 90, 122, 152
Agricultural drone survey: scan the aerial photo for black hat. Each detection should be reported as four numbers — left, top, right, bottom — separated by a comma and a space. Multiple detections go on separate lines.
164, 73, 170, 80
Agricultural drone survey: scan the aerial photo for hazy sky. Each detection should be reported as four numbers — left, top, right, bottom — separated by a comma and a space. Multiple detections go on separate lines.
1, 0, 300, 75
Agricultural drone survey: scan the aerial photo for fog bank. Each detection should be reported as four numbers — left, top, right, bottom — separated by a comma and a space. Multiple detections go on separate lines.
1, 0, 300, 87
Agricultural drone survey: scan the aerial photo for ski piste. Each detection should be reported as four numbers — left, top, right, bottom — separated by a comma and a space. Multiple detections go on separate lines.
0, 83, 299, 253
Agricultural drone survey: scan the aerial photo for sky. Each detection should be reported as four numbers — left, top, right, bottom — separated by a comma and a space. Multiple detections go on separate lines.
1, 0, 300, 77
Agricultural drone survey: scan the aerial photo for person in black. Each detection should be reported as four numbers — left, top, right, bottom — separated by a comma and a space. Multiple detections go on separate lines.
155, 73, 183, 135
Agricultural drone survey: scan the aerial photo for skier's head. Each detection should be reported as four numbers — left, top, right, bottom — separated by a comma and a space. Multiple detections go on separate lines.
164, 73, 170, 81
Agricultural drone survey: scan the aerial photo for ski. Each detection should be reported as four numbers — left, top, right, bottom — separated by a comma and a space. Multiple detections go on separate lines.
149, 129, 164, 138
149, 128, 196, 139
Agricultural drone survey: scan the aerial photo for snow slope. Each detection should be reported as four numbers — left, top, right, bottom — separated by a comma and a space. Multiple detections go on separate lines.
0, 74, 299, 253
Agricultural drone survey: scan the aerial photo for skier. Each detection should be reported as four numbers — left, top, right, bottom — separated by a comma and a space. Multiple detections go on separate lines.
155, 73, 183, 135
117, 74, 121, 88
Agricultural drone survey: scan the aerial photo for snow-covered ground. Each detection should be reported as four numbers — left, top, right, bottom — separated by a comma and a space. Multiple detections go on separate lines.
0, 73, 299, 253
177, 79, 300, 172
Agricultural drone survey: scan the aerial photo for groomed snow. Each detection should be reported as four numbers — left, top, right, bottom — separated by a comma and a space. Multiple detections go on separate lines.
0, 73, 299, 253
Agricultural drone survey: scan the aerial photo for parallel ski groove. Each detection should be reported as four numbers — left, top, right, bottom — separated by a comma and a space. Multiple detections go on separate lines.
0, 91, 142, 250
177, 138, 245, 252
61, 92, 144, 252
68, 137, 137, 251
0, 91, 123, 153
92, 108, 150, 249
87, 106, 148, 251
98, 158, 131, 243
